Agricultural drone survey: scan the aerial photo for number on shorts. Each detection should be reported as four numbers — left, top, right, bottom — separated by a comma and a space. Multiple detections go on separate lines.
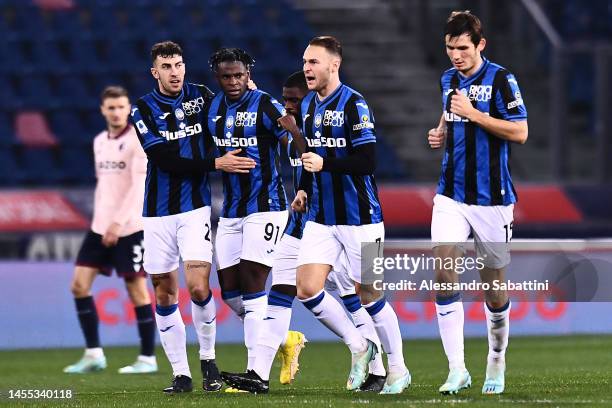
204, 222, 211, 242
264, 222, 280, 245
132, 240, 144, 270
503, 222, 514, 243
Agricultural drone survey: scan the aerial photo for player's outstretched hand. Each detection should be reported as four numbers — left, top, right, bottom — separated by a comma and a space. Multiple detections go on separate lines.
301, 152, 323, 172
101, 222, 121, 247
215, 149, 256, 173
277, 114, 300, 134
428, 127, 446, 149
291, 190, 307, 213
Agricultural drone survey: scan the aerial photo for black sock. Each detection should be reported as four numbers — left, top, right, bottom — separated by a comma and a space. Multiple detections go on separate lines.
75, 296, 100, 348
135, 304, 155, 356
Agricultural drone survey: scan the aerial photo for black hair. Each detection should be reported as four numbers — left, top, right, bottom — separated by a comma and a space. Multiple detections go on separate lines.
151, 41, 183, 63
209, 48, 255, 72
445, 10, 484, 46
283, 71, 307, 91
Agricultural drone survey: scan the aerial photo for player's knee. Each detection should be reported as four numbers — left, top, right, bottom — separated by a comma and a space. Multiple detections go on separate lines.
70, 278, 90, 297
125, 278, 152, 306
271, 284, 297, 297
359, 284, 381, 304
297, 283, 319, 300
187, 283, 210, 301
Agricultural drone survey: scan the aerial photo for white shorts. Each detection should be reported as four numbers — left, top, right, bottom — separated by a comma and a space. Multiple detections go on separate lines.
325, 256, 356, 297
143, 206, 213, 274
215, 210, 288, 270
297, 221, 385, 284
431, 194, 514, 268
272, 234, 356, 298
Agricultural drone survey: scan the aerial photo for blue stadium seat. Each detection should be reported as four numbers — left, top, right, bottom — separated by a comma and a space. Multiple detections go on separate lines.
60, 146, 96, 184
48, 111, 86, 144
20, 75, 55, 109
0, 150, 21, 186
18, 147, 63, 185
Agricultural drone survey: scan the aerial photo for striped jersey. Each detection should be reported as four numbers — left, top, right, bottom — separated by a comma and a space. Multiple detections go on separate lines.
300, 83, 383, 226
131, 83, 215, 217
284, 138, 305, 239
437, 56, 527, 206
205, 89, 288, 218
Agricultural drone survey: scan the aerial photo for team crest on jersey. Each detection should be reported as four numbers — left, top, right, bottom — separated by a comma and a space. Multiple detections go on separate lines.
314, 113, 322, 127
175, 108, 185, 121
226, 116, 234, 128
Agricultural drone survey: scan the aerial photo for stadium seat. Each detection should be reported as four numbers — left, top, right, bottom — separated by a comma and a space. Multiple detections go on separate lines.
48, 110, 86, 144
60, 146, 95, 184
18, 147, 63, 185
15, 111, 59, 147
0, 150, 21, 186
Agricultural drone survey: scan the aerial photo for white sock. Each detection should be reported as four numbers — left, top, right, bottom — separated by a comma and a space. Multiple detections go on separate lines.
191, 291, 216, 360
242, 292, 268, 370
484, 300, 511, 364
300, 290, 366, 354
252, 290, 294, 381
155, 303, 191, 378
84, 347, 104, 359
137, 355, 157, 365
435, 293, 465, 371
222, 290, 244, 320
350, 307, 386, 376
365, 298, 406, 374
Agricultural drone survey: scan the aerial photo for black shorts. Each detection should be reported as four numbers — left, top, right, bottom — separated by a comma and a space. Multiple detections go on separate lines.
76, 230, 146, 279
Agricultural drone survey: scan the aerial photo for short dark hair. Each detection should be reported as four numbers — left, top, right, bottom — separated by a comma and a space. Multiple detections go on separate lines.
283, 71, 307, 91
151, 41, 183, 63
445, 10, 484, 46
308, 36, 342, 59
208, 48, 255, 72
100, 85, 129, 102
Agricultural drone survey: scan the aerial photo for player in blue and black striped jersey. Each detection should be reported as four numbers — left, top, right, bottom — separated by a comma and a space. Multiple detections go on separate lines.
427, 11, 528, 396
130, 41, 256, 395
221, 72, 387, 394
291, 36, 410, 394
205, 48, 304, 380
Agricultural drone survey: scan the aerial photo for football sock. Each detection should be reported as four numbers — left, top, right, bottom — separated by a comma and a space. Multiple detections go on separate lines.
222, 290, 244, 319
252, 290, 294, 381
155, 303, 190, 378
342, 295, 387, 377
485, 300, 511, 364
435, 292, 465, 371
364, 298, 406, 374
134, 304, 156, 357
192, 291, 216, 360
75, 296, 100, 349
300, 290, 366, 354
242, 291, 268, 370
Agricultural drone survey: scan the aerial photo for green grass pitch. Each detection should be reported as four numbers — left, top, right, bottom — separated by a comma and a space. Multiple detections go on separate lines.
1, 335, 610, 407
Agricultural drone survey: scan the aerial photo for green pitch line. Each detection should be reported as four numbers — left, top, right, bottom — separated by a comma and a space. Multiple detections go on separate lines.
1, 335, 610, 407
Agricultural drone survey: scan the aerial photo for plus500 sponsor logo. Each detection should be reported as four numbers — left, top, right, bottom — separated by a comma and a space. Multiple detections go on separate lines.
160, 124, 202, 141
213, 136, 258, 148
306, 137, 347, 148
